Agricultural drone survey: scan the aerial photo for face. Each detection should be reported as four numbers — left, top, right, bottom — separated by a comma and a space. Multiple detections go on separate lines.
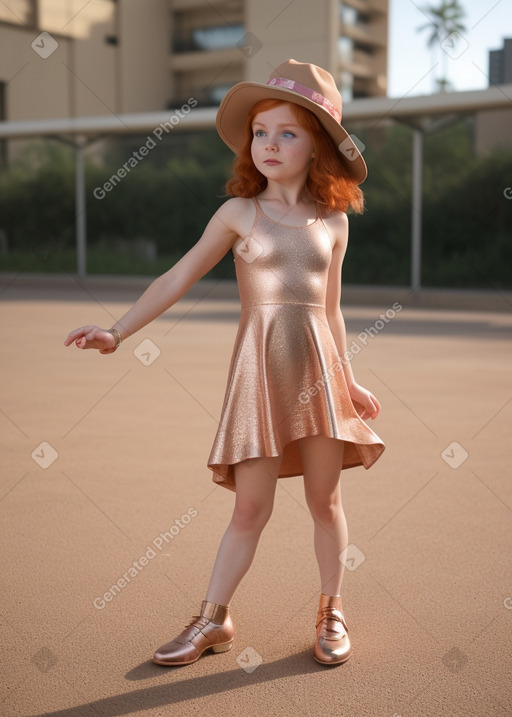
250, 103, 315, 183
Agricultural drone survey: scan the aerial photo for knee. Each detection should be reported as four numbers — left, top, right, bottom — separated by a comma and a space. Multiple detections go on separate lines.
306, 494, 342, 525
231, 499, 273, 533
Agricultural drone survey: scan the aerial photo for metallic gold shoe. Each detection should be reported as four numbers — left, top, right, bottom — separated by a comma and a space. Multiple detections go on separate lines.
314, 593, 352, 665
153, 600, 234, 666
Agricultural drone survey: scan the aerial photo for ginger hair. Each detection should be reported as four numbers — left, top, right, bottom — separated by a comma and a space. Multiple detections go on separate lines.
225, 98, 364, 214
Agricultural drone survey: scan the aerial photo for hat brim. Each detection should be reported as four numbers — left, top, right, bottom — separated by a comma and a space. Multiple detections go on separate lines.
216, 81, 367, 184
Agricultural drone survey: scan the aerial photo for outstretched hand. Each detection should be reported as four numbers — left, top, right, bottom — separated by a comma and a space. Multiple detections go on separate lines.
349, 382, 381, 420
64, 326, 117, 354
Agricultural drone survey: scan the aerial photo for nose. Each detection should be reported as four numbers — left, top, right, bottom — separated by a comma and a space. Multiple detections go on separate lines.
265, 136, 278, 151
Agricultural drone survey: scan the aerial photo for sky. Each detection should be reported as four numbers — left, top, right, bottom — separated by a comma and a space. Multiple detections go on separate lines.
388, 0, 511, 97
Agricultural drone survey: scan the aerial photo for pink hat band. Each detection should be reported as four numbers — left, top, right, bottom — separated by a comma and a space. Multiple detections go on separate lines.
266, 77, 342, 124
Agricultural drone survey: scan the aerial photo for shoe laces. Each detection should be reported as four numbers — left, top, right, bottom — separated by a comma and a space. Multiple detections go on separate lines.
183, 614, 206, 630
317, 607, 347, 635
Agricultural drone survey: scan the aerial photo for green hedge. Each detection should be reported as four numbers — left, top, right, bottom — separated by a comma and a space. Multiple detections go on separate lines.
0, 122, 511, 287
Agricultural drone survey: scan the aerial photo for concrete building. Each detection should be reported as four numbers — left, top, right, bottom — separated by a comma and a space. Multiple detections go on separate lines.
170, 0, 388, 105
475, 37, 512, 155
0, 0, 171, 121
0, 0, 388, 124
488, 37, 512, 86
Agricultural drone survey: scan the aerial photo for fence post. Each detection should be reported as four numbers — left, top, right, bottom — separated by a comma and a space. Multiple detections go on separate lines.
75, 137, 86, 278
411, 127, 423, 291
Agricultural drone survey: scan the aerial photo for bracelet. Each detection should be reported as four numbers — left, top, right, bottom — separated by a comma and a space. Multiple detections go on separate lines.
107, 328, 123, 349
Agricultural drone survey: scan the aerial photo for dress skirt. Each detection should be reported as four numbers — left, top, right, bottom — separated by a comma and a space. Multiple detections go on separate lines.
208, 302, 385, 492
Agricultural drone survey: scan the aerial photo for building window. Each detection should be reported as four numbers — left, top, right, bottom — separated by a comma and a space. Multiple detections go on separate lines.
339, 3, 371, 31
338, 36, 353, 64
173, 24, 244, 53
207, 84, 233, 104
194, 25, 244, 51
339, 71, 353, 103
171, 77, 235, 107
353, 40, 374, 55
339, 4, 357, 25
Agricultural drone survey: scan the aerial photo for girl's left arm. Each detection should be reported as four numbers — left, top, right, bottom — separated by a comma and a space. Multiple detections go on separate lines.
325, 212, 381, 420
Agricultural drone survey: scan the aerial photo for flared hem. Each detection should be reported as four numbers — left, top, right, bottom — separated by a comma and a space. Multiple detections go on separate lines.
208, 432, 385, 492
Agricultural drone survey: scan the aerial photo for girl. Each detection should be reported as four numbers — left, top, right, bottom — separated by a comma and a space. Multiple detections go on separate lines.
65, 59, 385, 666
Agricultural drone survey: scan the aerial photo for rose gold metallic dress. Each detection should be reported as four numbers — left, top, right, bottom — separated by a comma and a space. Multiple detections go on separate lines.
208, 197, 385, 491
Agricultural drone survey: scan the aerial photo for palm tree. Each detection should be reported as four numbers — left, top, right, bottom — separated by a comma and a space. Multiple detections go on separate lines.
417, 0, 467, 92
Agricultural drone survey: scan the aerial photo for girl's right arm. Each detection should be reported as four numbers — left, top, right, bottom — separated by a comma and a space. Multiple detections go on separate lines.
64, 200, 242, 353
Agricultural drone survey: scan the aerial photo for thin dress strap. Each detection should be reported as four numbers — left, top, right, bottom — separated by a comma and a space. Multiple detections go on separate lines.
252, 196, 263, 213
317, 205, 335, 247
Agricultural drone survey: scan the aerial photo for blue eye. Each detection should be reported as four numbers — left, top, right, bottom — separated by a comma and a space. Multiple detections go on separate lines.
282, 131, 295, 138
254, 130, 266, 137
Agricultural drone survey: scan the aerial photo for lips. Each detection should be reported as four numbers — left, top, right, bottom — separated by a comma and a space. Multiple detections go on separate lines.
264, 160, 282, 165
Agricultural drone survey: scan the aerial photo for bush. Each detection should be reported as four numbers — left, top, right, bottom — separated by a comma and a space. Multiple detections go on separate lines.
0, 123, 511, 288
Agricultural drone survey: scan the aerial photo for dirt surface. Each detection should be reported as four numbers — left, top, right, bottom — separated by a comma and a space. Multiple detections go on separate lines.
1, 277, 511, 717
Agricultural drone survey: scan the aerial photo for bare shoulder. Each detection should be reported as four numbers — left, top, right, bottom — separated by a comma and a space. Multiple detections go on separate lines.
321, 208, 349, 249
214, 197, 256, 239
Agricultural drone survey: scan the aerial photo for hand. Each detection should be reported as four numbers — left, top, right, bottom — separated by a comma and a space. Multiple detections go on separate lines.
64, 325, 117, 354
349, 382, 381, 420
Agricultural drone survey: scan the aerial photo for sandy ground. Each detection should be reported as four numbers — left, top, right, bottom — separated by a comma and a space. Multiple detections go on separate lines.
1, 276, 511, 717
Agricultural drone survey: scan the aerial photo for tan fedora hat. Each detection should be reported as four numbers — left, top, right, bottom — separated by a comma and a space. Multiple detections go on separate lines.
216, 59, 367, 184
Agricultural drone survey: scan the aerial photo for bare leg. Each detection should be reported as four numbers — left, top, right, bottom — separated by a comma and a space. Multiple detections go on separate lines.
299, 436, 347, 597
205, 455, 281, 605
153, 457, 281, 666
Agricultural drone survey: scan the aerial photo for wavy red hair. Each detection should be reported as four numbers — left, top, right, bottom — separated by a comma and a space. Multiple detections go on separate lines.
225, 99, 364, 214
